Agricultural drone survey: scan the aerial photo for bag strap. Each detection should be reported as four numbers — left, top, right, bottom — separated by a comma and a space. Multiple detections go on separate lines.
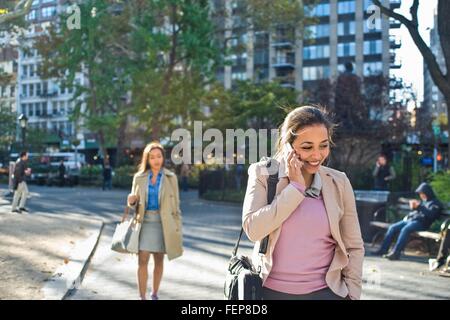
259, 159, 278, 254
232, 158, 279, 257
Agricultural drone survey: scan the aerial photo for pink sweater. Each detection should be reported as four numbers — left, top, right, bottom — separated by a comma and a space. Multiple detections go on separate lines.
264, 182, 337, 294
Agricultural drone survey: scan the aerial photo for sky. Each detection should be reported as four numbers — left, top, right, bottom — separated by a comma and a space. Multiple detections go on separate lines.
390, 0, 439, 103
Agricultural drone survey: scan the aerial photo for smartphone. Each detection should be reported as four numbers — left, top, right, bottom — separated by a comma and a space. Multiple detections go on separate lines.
286, 142, 303, 162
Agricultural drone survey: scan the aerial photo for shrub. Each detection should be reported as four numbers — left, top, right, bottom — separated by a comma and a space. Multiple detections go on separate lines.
112, 165, 135, 189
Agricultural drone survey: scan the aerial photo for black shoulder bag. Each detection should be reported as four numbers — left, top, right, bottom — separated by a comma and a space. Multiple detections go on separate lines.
224, 158, 279, 300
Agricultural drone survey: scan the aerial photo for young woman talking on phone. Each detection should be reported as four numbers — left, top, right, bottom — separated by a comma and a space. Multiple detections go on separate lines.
242, 106, 364, 300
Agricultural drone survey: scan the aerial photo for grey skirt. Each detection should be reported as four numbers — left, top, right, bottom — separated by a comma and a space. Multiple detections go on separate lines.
139, 211, 166, 253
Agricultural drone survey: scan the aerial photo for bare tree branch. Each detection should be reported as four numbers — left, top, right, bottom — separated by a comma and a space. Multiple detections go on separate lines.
0, 0, 33, 24
373, 0, 449, 97
410, 0, 419, 27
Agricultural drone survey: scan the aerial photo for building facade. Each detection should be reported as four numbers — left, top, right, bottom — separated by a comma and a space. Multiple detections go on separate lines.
213, 0, 401, 101
423, 12, 447, 119
0, 46, 18, 114
15, 0, 88, 152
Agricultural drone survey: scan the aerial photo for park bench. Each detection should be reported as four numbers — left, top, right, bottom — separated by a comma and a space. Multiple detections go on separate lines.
370, 198, 450, 253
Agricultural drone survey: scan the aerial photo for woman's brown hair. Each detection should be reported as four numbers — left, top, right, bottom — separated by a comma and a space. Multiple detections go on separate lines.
274, 105, 337, 160
137, 141, 165, 174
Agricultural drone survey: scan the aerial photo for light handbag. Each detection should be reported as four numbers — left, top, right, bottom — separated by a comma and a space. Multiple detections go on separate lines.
111, 200, 141, 254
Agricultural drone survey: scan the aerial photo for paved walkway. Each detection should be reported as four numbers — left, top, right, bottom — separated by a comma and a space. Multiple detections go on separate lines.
66, 190, 450, 300
1, 184, 448, 300
67, 191, 247, 300
0, 192, 103, 299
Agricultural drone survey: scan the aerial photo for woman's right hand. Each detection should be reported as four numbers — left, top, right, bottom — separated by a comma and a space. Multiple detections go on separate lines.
128, 194, 139, 205
287, 150, 305, 187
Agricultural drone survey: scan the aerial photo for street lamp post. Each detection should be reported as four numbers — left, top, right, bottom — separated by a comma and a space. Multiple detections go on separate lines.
18, 114, 28, 150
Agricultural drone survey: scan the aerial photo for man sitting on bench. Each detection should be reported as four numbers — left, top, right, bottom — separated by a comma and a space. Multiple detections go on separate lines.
373, 182, 443, 260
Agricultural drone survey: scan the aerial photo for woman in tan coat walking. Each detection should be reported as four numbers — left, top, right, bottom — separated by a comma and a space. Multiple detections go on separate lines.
242, 106, 365, 300
127, 142, 183, 300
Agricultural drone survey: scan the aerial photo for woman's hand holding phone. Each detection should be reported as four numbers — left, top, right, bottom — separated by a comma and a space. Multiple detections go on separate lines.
287, 147, 306, 187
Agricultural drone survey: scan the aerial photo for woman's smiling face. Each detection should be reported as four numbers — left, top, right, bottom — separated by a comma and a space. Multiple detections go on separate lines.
148, 148, 164, 171
291, 124, 330, 174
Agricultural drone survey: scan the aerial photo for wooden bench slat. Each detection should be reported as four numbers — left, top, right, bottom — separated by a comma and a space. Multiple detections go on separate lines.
370, 221, 390, 228
416, 231, 441, 241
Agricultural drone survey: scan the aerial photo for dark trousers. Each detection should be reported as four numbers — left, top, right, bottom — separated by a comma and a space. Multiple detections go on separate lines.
379, 220, 426, 255
181, 176, 188, 192
437, 228, 450, 266
102, 178, 112, 190
262, 286, 345, 300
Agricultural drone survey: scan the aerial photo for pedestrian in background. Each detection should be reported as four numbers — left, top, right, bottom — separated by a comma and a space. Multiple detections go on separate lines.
102, 159, 112, 191
372, 154, 396, 191
180, 162, 190, 192
58, 160, 66, 187
127, 142, 183, 300
11, 151, 31, 214
235, 163, 244, 190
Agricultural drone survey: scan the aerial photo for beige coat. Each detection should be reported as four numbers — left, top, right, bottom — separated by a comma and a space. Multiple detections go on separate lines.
128, 168, 183, 260
242, 158, 365, 299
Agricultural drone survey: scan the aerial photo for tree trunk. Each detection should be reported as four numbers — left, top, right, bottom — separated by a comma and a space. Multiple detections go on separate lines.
96, 129, 108, 166
116, 116, 128, 167
150, 3, 178, 143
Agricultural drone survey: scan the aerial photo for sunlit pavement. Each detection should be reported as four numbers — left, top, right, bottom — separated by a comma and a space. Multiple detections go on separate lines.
1, 184, 449, 300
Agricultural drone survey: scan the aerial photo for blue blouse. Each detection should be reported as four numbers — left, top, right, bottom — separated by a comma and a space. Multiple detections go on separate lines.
147, 171, 163, 210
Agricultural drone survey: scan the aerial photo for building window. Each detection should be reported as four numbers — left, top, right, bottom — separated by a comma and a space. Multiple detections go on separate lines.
41, 6, 56, 18
22, 65, 28, 78
305, 24, 330, 38
29, 84, 34, 97
22, 84, 27, 97
303, 45, 330, 60
303, 66, 330, 81
10, 86, 15, 98
66, 121, 70, 135
52, 102, 58, 115
309, 3, 330, 16
29, 65, 35, 77
338, 1, 355, 14
35, 103, 41, 116
36, 83, 41, 96
42, 102, 48, 116
363, 62, 383, 76
21, 104, 27, 115
232, 72, 247, 80
338, 21, 355, 36
364, 40, 382, 55
43, 81, 48, 95
29, 103, 34, 117
338, 42, 355, 57
26, 10, 37, 21
60, 101, 66, 114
